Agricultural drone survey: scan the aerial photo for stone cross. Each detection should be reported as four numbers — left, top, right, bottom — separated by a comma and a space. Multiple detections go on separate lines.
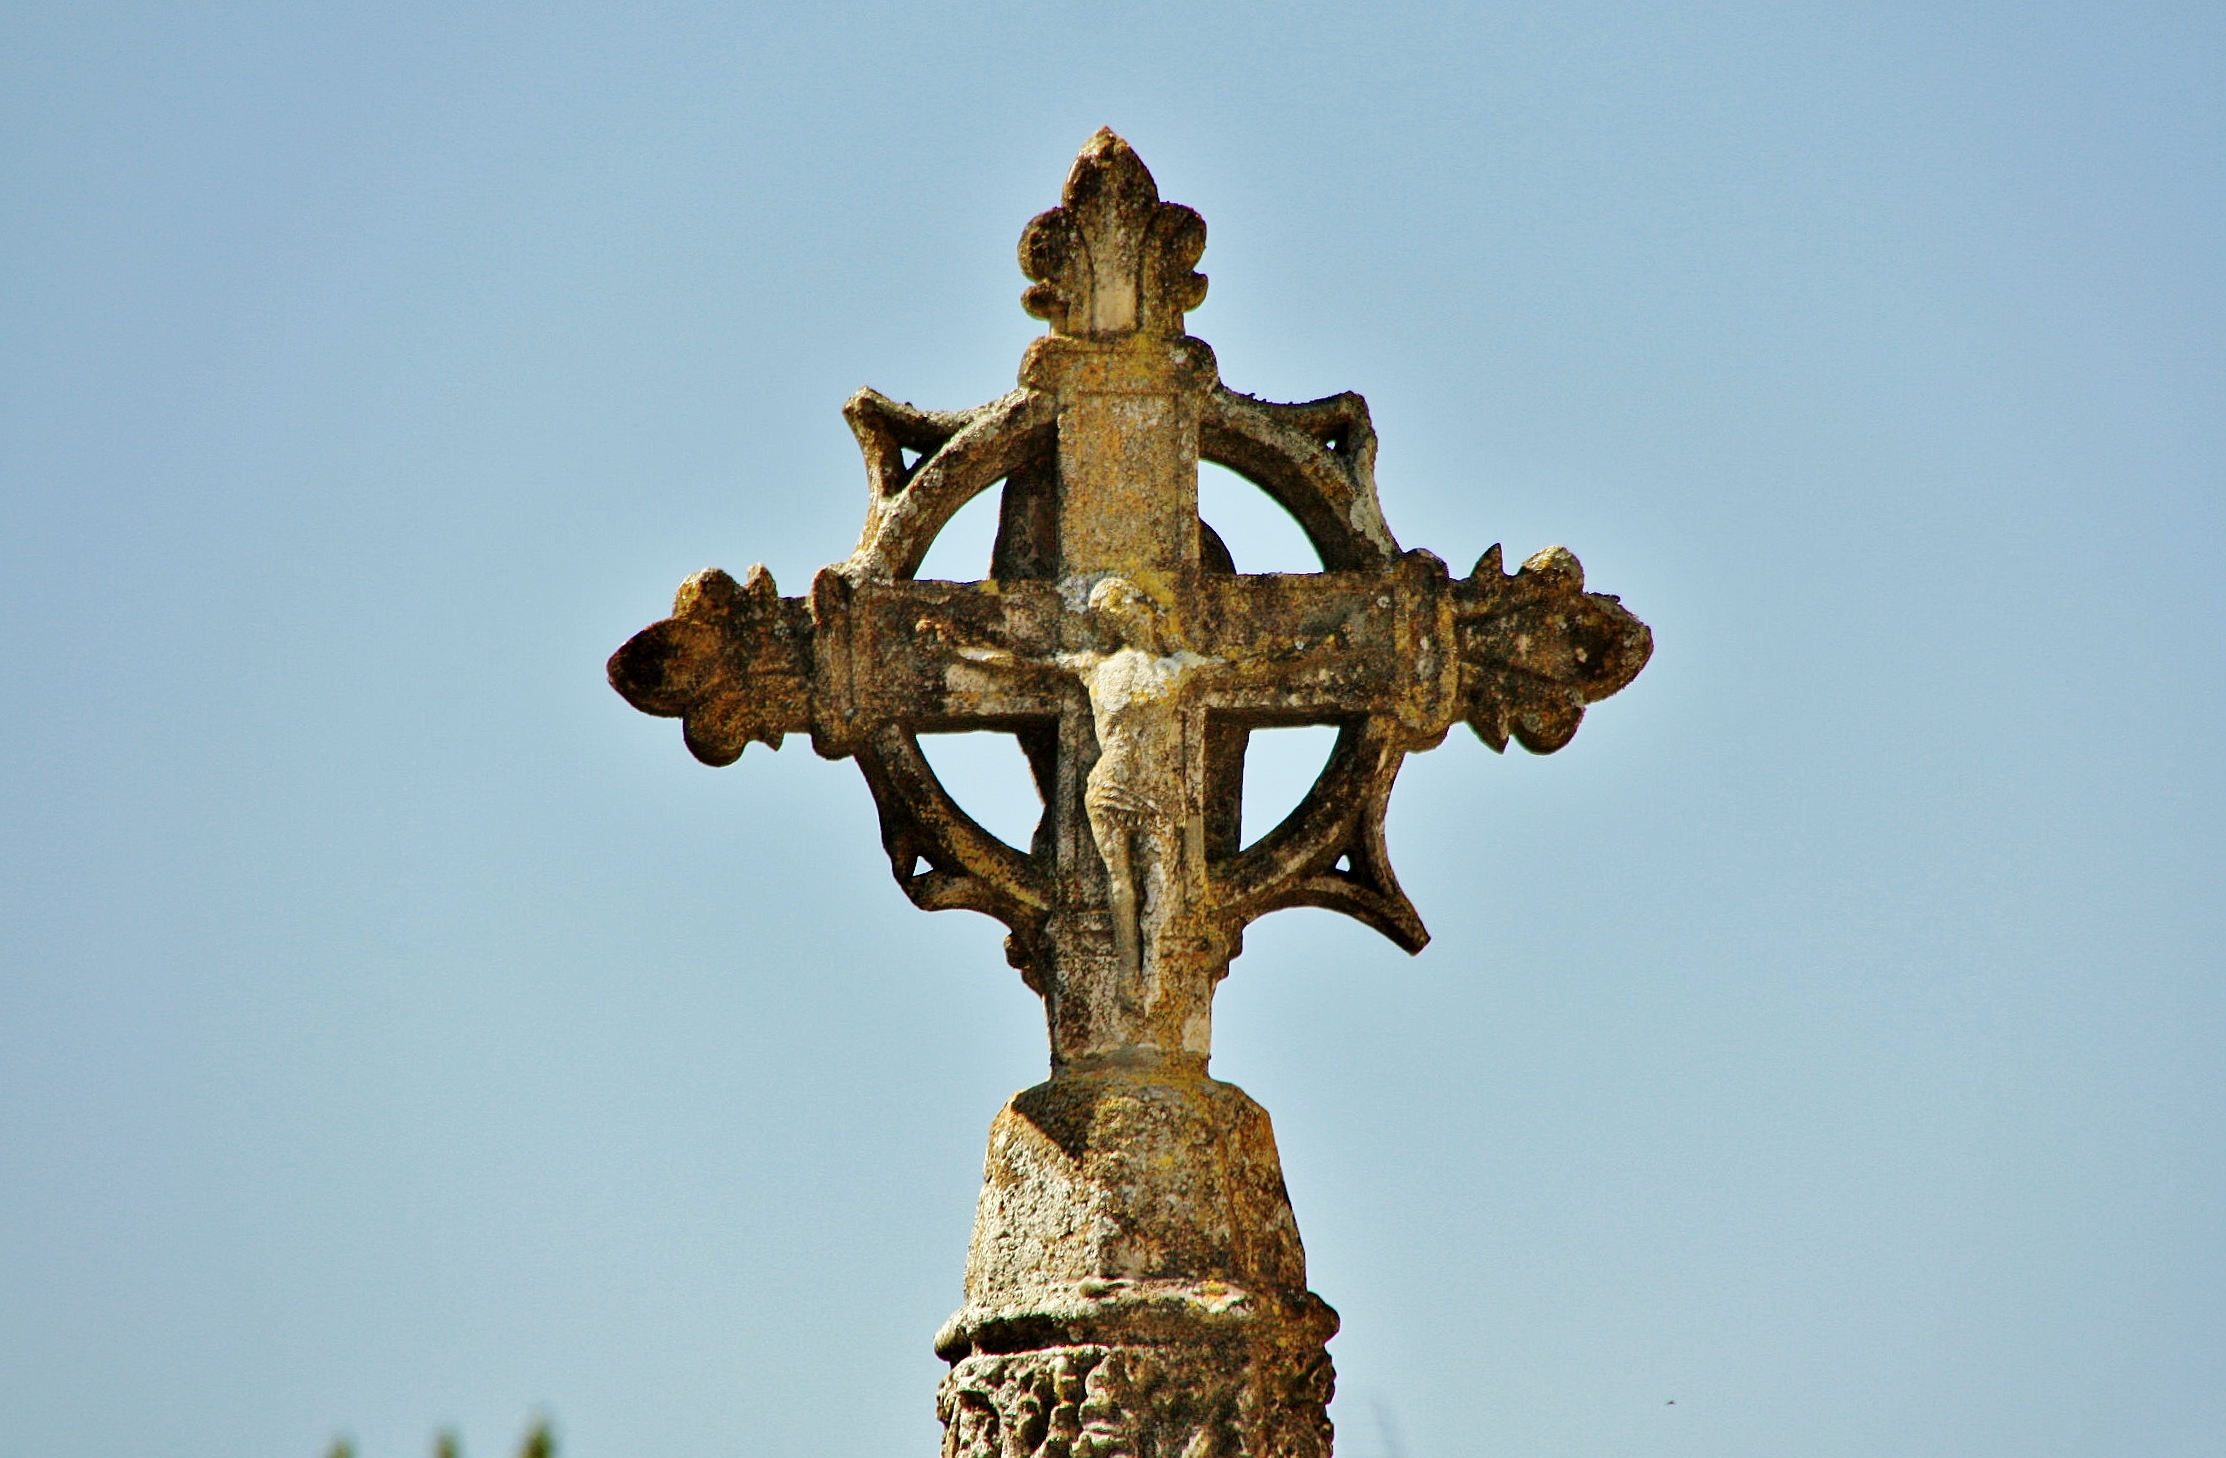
610, 130, 1650, 1458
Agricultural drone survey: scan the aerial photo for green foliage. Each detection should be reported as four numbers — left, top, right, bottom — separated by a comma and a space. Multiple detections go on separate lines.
317, 1415, 551, 1458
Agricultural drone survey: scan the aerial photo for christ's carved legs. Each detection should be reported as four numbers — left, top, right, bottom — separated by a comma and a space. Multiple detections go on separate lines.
1084, 797, 1187, 1000
1085, 799, 1144, 987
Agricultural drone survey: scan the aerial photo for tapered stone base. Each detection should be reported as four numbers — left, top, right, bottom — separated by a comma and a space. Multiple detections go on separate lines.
935, 1065, 1338, 1456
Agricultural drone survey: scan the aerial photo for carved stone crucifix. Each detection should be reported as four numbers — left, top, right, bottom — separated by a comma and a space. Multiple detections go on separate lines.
610, 130, 1650, 1458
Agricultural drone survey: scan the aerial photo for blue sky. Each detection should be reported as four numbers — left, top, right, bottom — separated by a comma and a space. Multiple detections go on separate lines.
2, 3, 2220, 1455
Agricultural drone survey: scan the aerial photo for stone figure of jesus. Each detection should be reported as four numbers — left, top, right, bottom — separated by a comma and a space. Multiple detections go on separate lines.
944, 576, 1222, 981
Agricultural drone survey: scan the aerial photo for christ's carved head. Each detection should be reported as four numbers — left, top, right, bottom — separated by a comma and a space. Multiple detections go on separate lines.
1087, 576, 1169, 655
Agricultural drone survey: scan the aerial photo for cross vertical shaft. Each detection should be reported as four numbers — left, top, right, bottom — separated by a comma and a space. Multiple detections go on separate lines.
1016, 133, 1224, 1076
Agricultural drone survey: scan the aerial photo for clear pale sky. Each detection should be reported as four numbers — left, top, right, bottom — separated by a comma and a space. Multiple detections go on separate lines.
2, 4, 2220, 1456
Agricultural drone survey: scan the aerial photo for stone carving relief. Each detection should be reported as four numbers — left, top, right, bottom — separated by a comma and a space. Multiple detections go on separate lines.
939, 1342, 1333, 1458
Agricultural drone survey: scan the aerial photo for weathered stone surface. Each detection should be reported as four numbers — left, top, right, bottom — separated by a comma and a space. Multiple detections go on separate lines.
939, 1337, 1334, 1458
607, 129, 1652, 1454
942, 1069, 1315, 1345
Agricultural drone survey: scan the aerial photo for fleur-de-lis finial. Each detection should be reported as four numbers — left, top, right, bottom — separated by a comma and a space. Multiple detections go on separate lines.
1019, 128, 1208, 339
605, 564, 811, 766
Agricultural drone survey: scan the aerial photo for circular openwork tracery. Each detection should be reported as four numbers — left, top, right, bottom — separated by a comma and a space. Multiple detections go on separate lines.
838, 379, 1431, 965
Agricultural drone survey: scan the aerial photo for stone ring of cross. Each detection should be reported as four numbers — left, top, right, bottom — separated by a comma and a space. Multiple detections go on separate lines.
608, 130, 1651, 1458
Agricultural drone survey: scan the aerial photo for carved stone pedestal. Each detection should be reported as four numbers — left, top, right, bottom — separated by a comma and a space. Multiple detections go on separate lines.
935, 1064, 1337, 1458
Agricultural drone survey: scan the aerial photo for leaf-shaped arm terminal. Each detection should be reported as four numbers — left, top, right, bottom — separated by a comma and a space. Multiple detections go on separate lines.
1452, 544, 1654, 753
606, 564, 815, 766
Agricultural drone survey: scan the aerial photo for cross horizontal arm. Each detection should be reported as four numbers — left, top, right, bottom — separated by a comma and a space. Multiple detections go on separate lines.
1190, 558, 1456, 731
608, 541, 1650, 768
607, 569, 1073, 765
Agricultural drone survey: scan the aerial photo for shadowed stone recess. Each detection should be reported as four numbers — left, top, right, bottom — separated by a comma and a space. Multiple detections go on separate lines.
607, 128, 1652, 1456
